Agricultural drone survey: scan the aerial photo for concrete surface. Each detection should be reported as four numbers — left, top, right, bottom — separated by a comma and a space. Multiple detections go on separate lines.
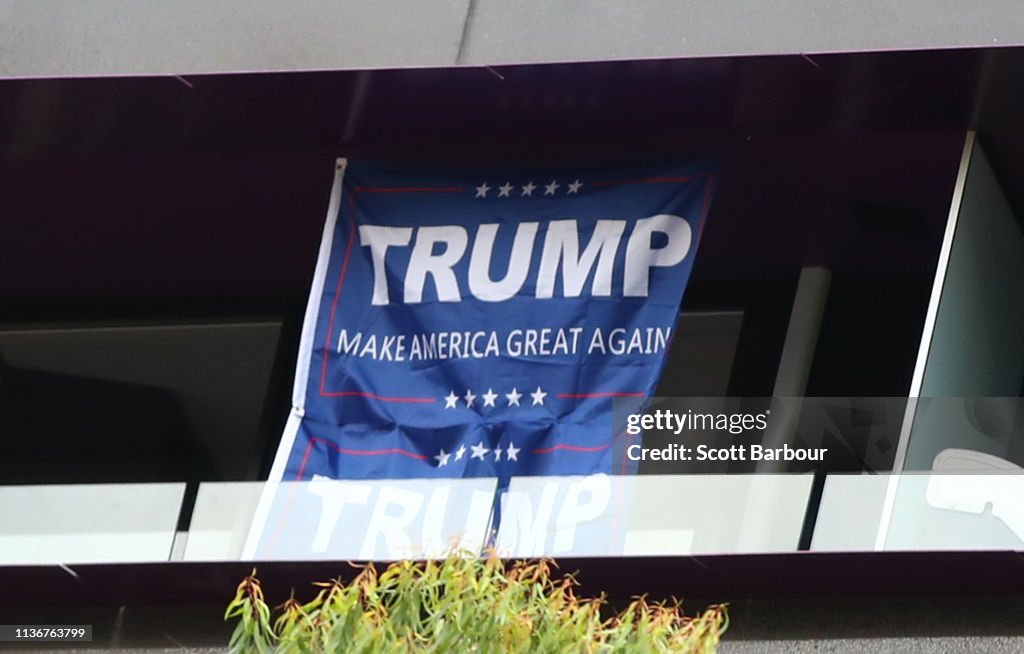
3, 0, 1024, 77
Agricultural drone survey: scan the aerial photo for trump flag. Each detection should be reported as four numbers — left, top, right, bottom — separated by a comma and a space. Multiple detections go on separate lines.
268, 159, 717, 482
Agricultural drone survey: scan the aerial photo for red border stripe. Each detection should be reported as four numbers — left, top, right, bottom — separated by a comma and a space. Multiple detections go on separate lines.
314, 436, 428, 463
297, 436, 430, 481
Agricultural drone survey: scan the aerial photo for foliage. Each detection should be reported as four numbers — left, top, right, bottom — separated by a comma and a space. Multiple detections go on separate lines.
225, 552, 727, 653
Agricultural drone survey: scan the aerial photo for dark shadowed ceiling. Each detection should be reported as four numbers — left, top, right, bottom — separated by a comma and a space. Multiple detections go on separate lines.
2, 47, 1022, 315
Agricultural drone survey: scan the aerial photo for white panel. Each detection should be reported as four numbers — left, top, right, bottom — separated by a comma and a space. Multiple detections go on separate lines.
184, 482, 264, 561
810, 474, 889, 551
0, 483, 184, 564
623, 529, 695, 555
888, 474, 1024, 550
813, 473, 1024, 551
0, 533, 175, 564
496, 474, 812, 557
241, 478, 497, 561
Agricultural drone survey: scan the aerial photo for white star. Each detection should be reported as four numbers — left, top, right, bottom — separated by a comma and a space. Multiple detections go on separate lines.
521, 181, 537, 197
444, 391, 459, 409
506, 387, 523, 406
531, 386, 547, 406
475, 182, 491, 198
455, 444, 467, 461
567, 179, 583, 194
470, 441, 490, 460
498, 182, 513, 198
482, 388, 498, 407
464, 389, 477, 407
506, 442, 520, 461
435, 449, 451, 467
494, 447, 503, 462
544, 180, 560, 195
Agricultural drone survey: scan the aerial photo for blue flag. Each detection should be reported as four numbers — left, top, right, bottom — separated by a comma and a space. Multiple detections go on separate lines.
270, 159, 717, 482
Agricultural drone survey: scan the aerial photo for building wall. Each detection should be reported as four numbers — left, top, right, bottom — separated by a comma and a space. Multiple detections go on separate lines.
2, 4, 1022, 652
2, 0, 1024, 78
